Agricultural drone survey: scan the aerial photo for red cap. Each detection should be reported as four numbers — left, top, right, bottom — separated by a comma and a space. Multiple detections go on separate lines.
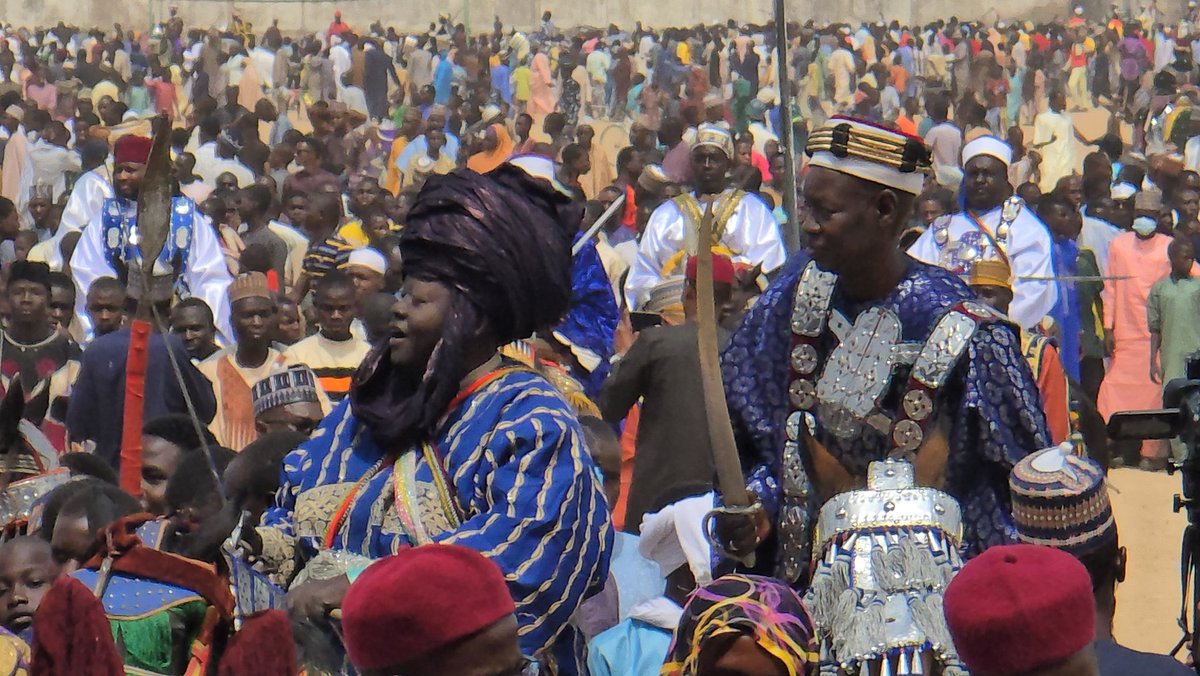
944, 544, 1095, 674
341, 544, 515, 671
113, 135, 154, 166
686, 253, 735, 285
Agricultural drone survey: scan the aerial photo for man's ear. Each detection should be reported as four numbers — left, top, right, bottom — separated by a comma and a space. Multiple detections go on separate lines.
874, 187, 902, 232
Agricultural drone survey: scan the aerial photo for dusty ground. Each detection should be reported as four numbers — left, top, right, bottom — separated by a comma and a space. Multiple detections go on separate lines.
1110, 467, 1190, 658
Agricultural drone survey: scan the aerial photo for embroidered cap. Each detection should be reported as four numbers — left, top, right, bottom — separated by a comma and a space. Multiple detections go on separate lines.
1009, 442, 1117, 556
637, 164, 673, 193
227, 272, 273, 304
966, 258, 1013, 291
805, 116, 932, 194
251, 364, 321, 417
692, 123, 735, 160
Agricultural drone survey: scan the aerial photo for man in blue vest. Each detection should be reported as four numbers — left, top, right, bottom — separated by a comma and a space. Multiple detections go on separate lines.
69, 134, 233, 342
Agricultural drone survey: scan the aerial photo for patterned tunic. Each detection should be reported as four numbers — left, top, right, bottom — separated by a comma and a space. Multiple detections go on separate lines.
721, 253, 1049, 567
260, 366, 612, 673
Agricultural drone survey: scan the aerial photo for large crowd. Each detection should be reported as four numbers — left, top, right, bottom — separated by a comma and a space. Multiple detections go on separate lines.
0, 4, 1188, 676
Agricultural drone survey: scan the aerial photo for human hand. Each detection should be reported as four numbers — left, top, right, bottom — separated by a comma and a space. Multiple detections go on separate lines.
1105, 330, 1115, 358
1151, 358, 1163, 384
286, 575, 351, 624
712, 495, 771, 559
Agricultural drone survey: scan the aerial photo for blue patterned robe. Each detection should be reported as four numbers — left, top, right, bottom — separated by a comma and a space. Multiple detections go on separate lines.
721, 253, 1050, 564
555, 234, 620, 399
260, 367, 613, 673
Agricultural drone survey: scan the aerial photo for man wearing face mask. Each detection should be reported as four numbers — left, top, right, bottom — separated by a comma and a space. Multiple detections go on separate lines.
1099, 187, 1198, 470
909, 135, 1057, 331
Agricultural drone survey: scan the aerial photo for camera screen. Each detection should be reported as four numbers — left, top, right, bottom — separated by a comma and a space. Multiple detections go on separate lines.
1107, 410, 1180, 441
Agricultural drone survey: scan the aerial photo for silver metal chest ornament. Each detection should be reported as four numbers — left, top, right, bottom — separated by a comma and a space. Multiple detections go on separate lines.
804, 459, 969, 676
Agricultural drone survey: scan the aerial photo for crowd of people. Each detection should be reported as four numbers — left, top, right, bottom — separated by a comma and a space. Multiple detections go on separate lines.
0, 3, 1188, 675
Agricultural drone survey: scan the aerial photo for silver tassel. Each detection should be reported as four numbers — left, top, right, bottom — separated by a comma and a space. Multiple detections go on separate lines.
912, 650, 924, 675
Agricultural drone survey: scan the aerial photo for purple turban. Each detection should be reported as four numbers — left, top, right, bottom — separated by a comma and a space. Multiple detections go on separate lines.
350, 160, 582, 448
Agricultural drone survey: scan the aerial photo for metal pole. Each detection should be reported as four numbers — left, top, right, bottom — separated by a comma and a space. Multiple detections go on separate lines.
773, 0, 800, 252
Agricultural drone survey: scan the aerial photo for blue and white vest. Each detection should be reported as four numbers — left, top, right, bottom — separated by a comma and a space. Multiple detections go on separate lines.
100, 196, 195, 278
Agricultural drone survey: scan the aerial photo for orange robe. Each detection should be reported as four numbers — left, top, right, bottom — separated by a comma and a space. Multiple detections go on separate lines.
1024, 333, 1070, 445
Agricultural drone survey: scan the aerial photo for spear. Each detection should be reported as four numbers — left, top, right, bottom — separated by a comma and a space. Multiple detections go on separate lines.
117, 114, 172, 496
117, 114, 217, 499
773, 0, 800, 252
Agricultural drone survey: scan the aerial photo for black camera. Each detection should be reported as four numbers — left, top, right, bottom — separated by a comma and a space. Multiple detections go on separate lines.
1107, 350, 1200, 671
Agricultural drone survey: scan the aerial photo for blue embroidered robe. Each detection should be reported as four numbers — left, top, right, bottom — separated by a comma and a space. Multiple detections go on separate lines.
260, 367, 613, 673
721, 253, 1051, 564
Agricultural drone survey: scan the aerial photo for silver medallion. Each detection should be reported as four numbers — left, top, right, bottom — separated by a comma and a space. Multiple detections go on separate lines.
902, 390, 934, 421
786, 410, 805, 442
790, 262, 837, 337
934, 225, 948, 246
790, 344, 819, 375
778, 434, 812, 584
961, 300, 1001, 322
911, 311, 978, 388
781, 439, 810, 499
962, 246, 978, 262
892, 419, 924, 452
789, 378, 817, 410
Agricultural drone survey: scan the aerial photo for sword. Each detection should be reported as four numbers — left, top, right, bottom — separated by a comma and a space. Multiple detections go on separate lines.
695, 201, 756, 566
1017, 275, 1134, 281
572, 194, 626, 256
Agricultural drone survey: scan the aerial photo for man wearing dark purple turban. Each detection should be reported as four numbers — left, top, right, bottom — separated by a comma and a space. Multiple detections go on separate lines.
257, 157, 613, 674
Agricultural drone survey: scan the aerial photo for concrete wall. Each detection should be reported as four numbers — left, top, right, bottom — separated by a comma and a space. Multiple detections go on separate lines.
0, 0, 1106, 35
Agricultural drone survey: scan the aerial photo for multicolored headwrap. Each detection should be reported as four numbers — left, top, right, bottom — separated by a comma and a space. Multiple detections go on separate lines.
350, 160, 581, 448
662, 574, 818, 676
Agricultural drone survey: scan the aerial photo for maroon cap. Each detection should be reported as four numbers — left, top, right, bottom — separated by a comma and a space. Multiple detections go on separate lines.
686, 253, 735, 285
113, 135, 153, 165
341, 544, 515, 670
944, 544, 1095, 675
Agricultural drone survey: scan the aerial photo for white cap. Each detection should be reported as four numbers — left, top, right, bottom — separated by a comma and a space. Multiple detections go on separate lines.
962, 135, 1014, 167
343, 247, 387, 274
806, 117, 929, 195
637, 493, 714, 584
1111, 182, 1138, 201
